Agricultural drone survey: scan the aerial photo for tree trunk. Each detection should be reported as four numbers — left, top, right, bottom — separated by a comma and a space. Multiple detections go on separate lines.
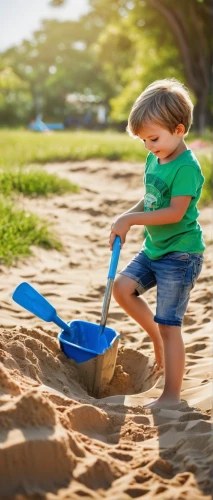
193, 90, 208, 134
145, 0, 210, 132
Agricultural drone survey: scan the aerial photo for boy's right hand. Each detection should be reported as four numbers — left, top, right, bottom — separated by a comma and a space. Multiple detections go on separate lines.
109, 215, 131, 250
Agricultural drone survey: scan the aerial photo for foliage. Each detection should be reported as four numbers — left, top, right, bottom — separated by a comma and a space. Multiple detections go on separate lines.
0, 196, 62, 266
0, 0, 211, 130
90, 0, 212, 131
1, 17, 111, 124
109, 18, 184, 122
0, 62, 32, 124
0, 66, 24, 90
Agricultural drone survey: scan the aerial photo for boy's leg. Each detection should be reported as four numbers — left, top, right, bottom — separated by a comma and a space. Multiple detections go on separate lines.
145, 324, 185, 408
144, 253, 203, 408
113, 275, 164, 369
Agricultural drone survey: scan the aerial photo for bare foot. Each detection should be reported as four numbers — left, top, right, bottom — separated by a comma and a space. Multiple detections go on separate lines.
144, 396, 181, 409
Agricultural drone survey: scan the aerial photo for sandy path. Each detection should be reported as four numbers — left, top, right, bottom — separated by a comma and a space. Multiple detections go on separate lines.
0, 159, 212, 499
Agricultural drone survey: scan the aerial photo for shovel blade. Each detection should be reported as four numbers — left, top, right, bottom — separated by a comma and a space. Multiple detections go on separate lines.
12, 282, 56, 322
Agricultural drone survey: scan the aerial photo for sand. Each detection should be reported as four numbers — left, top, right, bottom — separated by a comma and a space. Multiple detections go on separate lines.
0, 155, 212, 499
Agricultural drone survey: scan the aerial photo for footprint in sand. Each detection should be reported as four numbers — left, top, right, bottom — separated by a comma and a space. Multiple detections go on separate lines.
185, 342, 206, 353
68, 296, 90, 303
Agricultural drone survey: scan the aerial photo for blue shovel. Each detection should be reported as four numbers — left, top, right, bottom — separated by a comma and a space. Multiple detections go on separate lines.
12, 236, 121, 340
12, 281, 72, 335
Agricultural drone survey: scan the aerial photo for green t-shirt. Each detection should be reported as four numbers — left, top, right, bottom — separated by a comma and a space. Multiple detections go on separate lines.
142, 149, 205, 260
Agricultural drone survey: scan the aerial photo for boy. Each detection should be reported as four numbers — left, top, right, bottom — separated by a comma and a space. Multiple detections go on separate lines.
109, 79, 205, 409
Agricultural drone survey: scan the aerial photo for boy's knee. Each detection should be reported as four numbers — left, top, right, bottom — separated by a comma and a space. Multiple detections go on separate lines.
113, 275, 138, 303
113, 276, 123, 301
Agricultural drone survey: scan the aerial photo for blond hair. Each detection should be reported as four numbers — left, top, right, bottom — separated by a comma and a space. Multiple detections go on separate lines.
127, 79, 193, 137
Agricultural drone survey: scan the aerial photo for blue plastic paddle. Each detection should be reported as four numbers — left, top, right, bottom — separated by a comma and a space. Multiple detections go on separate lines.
12, 282, 72, 335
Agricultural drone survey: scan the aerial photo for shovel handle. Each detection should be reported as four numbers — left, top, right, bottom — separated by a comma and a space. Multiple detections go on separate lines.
108, 236, 121, 279
99, 236, 121, 334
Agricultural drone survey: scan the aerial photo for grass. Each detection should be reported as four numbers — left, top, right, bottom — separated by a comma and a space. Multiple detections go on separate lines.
0, 168, 78, 196
197, 155, 213, 206
0, 128, 211, 265
0, 197, 62, 266
0, 129, 83, 265
0, 129, 148, 166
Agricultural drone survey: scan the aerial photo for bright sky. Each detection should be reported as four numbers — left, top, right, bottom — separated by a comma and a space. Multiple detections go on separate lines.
0, 0, 90, 52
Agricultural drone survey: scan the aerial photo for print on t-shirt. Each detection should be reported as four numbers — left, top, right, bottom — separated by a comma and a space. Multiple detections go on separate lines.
144, 174, 169, 212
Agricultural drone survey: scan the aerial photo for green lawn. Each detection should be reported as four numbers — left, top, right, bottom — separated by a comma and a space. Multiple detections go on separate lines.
0, 129, 147, 167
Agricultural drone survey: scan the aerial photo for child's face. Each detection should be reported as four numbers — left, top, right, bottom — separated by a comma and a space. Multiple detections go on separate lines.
138, 122, 185, 161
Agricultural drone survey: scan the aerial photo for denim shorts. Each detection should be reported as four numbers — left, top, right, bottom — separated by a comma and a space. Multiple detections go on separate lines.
119, 251, 204, 327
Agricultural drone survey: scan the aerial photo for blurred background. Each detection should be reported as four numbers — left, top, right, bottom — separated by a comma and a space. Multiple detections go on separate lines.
0, 0, 212, 133
0, 0, 212, 266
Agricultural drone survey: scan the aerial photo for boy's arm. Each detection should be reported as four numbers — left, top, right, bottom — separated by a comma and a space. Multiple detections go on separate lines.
110, 196, 191, 248
122, 197, 144, 215
127, 196, 191, 225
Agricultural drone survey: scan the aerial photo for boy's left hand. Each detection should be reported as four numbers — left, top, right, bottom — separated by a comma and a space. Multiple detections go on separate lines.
109, 215, 131, 250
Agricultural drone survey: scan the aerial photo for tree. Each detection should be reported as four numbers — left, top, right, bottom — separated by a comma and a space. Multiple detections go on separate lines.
87, 0, 213, 131
91, 7, 184, 123
1, 0, 212, 130
1, 17, 114, 124
142, 0, 212, 131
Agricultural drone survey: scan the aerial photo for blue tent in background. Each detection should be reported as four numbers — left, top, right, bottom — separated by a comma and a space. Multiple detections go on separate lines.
29, 117, 64, 132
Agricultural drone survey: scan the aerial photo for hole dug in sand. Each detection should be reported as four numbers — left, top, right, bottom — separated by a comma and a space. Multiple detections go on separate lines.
93, 347, 160, 399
